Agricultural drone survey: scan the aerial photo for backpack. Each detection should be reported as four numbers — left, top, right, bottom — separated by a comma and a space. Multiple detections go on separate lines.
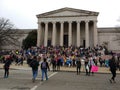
42, 62, 47, 68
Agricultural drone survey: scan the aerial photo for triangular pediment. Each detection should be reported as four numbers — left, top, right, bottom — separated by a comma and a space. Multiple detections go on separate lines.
37, 7, 99, 18
48, 10, 89, 16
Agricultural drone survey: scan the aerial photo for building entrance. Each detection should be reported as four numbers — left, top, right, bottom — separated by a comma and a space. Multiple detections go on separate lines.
47, 40, 51, 46
64, 35, 68, 47
83, 40, 85, 48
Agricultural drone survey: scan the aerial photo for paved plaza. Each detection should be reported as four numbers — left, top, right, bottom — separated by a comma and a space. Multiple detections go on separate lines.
0, 63, 120, 90
0, 69, 120, 90
35, 72, 120, 90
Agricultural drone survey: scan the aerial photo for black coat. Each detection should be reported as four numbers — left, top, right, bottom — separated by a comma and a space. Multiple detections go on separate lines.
30, 59, 39, 70
4, 59, 11, 69
109, 58, 117, 71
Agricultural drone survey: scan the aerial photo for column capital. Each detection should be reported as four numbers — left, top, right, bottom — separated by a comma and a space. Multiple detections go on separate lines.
37, 22, 41, 24
44, 22, 48, 24
94, 20, 98, 23
85, 20, 89, 23
60, 21, 64, 24
76, 21, 81, 23
69, 21, 73, 24
52, 21, 56, 24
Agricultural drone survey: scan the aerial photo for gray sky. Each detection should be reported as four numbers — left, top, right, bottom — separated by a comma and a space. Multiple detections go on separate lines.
0, 0, 120, 29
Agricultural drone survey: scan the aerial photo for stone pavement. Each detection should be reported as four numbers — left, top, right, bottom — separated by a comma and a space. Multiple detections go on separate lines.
36, 72, 120, 90
0, 62, 120, 74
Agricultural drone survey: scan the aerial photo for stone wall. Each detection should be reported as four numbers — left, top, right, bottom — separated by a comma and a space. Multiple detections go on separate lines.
1, 29, 33, 50
98, 27, 120, 52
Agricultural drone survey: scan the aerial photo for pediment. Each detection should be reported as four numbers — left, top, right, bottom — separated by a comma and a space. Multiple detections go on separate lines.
48, 11, 89, 16
37, 7, 99, 18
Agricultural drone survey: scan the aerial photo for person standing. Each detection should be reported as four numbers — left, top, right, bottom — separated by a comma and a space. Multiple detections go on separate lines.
88, 56, 95, 76
41, 58, 50, 81
56, 56, 61, 71
84, 57, 89, 76
30, 56, 39, 83
51, 55, 56, 72
109, 55, 117, 83
76, 57, 81, 75
3, 56, 11, 78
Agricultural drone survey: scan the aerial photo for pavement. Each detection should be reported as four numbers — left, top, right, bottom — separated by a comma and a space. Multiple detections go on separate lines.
0, 62, 120, 74
0, 62, 120, 90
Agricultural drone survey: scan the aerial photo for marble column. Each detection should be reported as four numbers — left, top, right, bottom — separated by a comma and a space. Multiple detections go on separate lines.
60, 22, 64, 46
37, 22, 41, 47
52, 22, 56, 46
93, 20, 98, 47
85, 21, 89, 48
44, 22, 48, 47
77, 21, 81, 47
68, 21, 72, 46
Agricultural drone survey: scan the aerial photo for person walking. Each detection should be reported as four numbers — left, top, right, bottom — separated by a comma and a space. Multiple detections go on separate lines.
3, 56, 11, 78
109, 55, 117, 83
41, 58, 50, 81
76, 56, 81, 75
30, 56, 39, 83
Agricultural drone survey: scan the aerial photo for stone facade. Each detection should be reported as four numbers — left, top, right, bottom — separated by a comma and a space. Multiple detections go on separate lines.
36, 7, 99, 48
98, 27, 120, 51
1, 29, 32, 50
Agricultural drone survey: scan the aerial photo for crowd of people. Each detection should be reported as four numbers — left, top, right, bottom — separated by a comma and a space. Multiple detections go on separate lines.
0, 45, 120, 83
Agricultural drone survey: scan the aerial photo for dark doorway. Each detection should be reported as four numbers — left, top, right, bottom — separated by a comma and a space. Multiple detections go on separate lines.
64, 35, 68, 47
83, 40, 85, 48
47, 40, 51, 47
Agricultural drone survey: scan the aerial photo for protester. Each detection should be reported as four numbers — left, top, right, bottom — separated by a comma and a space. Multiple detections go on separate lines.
51, 55, 56, 72
88, 56, 95, 76
109, 55, 117, 83
84, 56, 89, 75
99, 57, 103, 67
3, 56, 11, 78
41, 58, 50, 81
76, 56, 81, 75
56, 55, 61, 71
30, 56, 39, 83
1, 45, 113, 80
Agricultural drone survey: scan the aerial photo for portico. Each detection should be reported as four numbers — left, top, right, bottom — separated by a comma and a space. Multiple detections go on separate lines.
37, 7, 99, 48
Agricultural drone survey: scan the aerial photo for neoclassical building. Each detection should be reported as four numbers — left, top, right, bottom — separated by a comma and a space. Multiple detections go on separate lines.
1, 7, 120, 52
36, 7, 99, 48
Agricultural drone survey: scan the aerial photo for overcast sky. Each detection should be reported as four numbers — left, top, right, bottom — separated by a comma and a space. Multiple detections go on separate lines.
0, 0, 120, 29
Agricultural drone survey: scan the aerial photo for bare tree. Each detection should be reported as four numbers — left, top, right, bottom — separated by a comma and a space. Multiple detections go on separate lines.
0, 17, 20, 49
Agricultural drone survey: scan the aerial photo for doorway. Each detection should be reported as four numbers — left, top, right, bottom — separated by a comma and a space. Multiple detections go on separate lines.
83, 40, 85, 48
47, 40, 51, 46
64, 35, 68, 47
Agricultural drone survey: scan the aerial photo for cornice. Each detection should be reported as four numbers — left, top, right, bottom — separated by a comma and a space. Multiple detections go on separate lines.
98, 28, 120, 33
37, 15, 97, 18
